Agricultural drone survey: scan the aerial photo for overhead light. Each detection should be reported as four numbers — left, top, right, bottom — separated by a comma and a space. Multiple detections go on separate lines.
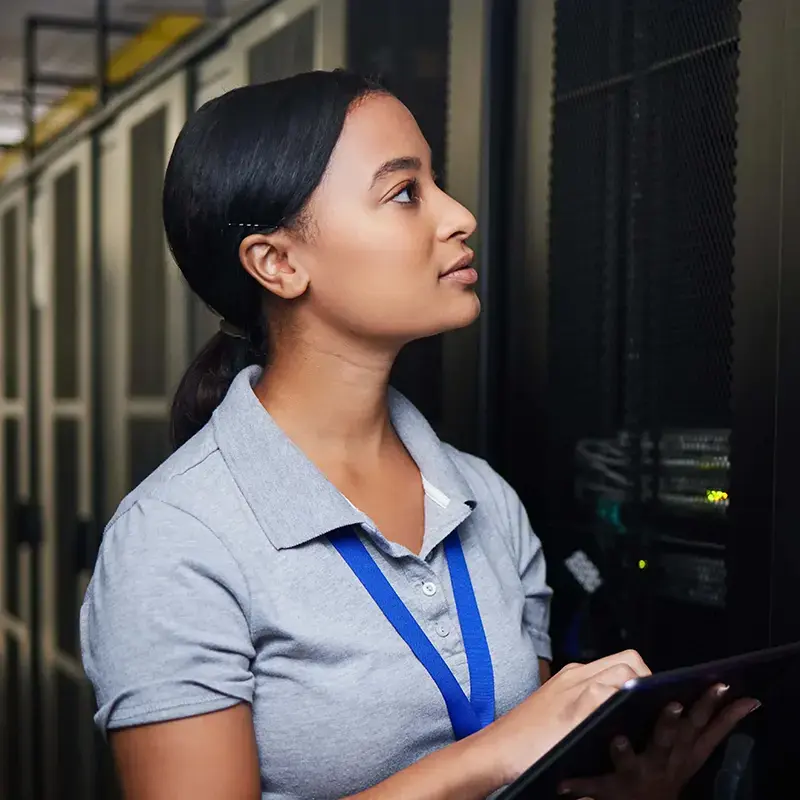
0, 123, 25, 148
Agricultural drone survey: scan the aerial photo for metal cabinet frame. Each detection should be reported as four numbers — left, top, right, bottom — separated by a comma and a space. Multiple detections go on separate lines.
0, 185, 33, 800
34, 138, 95, 800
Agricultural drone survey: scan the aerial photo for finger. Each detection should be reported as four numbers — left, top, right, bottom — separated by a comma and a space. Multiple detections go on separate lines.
578, 649, 652, 681
685, 698, 761, 774
556, 650, 650, 688
558, 774, 613, 797
671, 683, 729, 760
688, 683, 730, 730
609, 735, 639, 776
574, 679, 621, 718
647, 702, 684, 761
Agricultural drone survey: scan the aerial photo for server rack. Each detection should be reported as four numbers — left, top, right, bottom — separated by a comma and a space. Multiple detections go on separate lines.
502, 0, 800, 794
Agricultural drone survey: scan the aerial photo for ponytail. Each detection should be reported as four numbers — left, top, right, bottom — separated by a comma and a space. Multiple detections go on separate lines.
170, 324, 266, 449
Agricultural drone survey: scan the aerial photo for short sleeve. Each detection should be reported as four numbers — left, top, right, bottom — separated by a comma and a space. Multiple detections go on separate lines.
80, 498, 255, 732
498, 478, 553, 661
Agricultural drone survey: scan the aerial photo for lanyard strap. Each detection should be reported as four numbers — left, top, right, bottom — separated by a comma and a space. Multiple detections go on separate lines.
330, 528, 495, 740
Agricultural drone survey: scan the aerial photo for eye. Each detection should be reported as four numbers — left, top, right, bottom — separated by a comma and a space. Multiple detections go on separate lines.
391, 179, 420, 205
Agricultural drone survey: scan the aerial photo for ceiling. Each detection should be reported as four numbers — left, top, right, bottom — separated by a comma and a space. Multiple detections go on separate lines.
0, 0, 232, 147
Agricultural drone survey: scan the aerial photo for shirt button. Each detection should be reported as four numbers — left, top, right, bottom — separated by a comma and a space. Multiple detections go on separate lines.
436, 622, 450, 638
422, 582, 437, 597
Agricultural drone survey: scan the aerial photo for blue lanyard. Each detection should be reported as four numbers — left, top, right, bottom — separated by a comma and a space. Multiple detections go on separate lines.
330, 528, 495, 740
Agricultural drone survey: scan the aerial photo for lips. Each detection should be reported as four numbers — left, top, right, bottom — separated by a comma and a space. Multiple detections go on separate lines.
440, 267, 479, 285
440, 251, 475, 279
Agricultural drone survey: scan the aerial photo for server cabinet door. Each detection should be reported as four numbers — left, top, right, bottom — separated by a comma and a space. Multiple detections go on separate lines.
100, 72, 189, 520
35, 140, 98, 800
0, 187, 33, 800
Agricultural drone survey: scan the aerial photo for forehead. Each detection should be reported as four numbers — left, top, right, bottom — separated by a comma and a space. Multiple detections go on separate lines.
328, 94, 430, 178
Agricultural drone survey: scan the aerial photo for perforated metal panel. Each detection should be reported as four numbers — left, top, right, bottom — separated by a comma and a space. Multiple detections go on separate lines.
4, 633, 21, 799
53, 167, 79, 401
55, 672, 83, 797
54, 420, 80, 657
544, 0, 742, 655
649, 0, 739, 63
548, 85, 628, 439
548, 0, 740, 437
128, 420, 170, 490
2, 208, 19, 400
129, 109, 168, 398
645, 9, 739, 430
3, 419, 19, 618
553, 0, 633, 97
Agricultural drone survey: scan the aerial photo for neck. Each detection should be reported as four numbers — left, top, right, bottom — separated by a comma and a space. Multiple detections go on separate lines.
253, 329, 399, 465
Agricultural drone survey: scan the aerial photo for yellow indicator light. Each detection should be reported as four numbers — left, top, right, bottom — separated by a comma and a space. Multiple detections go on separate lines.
706, 489, 729, 504
638, 559, 648, 570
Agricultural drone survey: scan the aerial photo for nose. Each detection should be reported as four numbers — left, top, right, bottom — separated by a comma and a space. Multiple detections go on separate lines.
435, 190, 477, 243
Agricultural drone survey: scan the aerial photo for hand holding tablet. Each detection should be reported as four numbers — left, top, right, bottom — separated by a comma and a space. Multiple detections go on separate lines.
499, 641, 800, 799
486, 649, 653, 788
556, 683, 759, 799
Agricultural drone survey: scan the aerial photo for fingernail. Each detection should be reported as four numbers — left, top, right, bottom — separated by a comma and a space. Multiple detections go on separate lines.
716, 684, 730, 698
747, 700, 762, 714
668, 702, 683, 716
613, 736, 629, 751
557, 784, 572, 795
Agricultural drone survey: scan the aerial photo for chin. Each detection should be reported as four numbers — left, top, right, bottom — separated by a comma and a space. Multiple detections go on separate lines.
440, 292, 482, 333
396, 293, 482, 343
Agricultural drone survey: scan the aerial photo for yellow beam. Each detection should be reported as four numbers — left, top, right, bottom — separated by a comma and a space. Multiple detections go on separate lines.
107, 13, 205, 84
0, 13, 204, 182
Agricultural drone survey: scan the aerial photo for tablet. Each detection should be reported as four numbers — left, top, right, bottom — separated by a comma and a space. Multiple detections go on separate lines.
498, 640, 800, 799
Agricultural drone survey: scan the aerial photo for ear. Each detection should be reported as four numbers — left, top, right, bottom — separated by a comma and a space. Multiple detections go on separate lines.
238, 232, 310, 300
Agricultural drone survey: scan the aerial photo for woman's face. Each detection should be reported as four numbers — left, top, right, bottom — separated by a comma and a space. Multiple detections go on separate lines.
258, 93, 480, 347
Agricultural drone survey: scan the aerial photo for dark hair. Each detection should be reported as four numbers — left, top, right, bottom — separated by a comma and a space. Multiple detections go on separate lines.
164, 70, 385, 448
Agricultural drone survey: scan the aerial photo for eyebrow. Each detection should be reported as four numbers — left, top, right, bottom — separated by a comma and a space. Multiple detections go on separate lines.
370, 156, 422, 189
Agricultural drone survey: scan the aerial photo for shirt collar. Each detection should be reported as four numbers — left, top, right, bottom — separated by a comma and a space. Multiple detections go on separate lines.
212, 366, 476, 550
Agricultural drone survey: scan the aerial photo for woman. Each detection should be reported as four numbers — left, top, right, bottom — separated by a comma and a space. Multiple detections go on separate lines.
80, 70, 755, 799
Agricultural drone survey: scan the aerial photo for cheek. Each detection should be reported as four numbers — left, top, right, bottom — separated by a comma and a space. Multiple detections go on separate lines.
313, 217, 436, 305
331, 212, 433, 276
306, 208, 475, 338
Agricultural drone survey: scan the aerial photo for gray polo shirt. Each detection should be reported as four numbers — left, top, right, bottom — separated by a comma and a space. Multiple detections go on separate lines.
80, 366, 552, 799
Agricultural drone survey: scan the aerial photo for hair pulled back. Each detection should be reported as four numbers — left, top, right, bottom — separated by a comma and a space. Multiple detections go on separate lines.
164, 70, 385, 448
